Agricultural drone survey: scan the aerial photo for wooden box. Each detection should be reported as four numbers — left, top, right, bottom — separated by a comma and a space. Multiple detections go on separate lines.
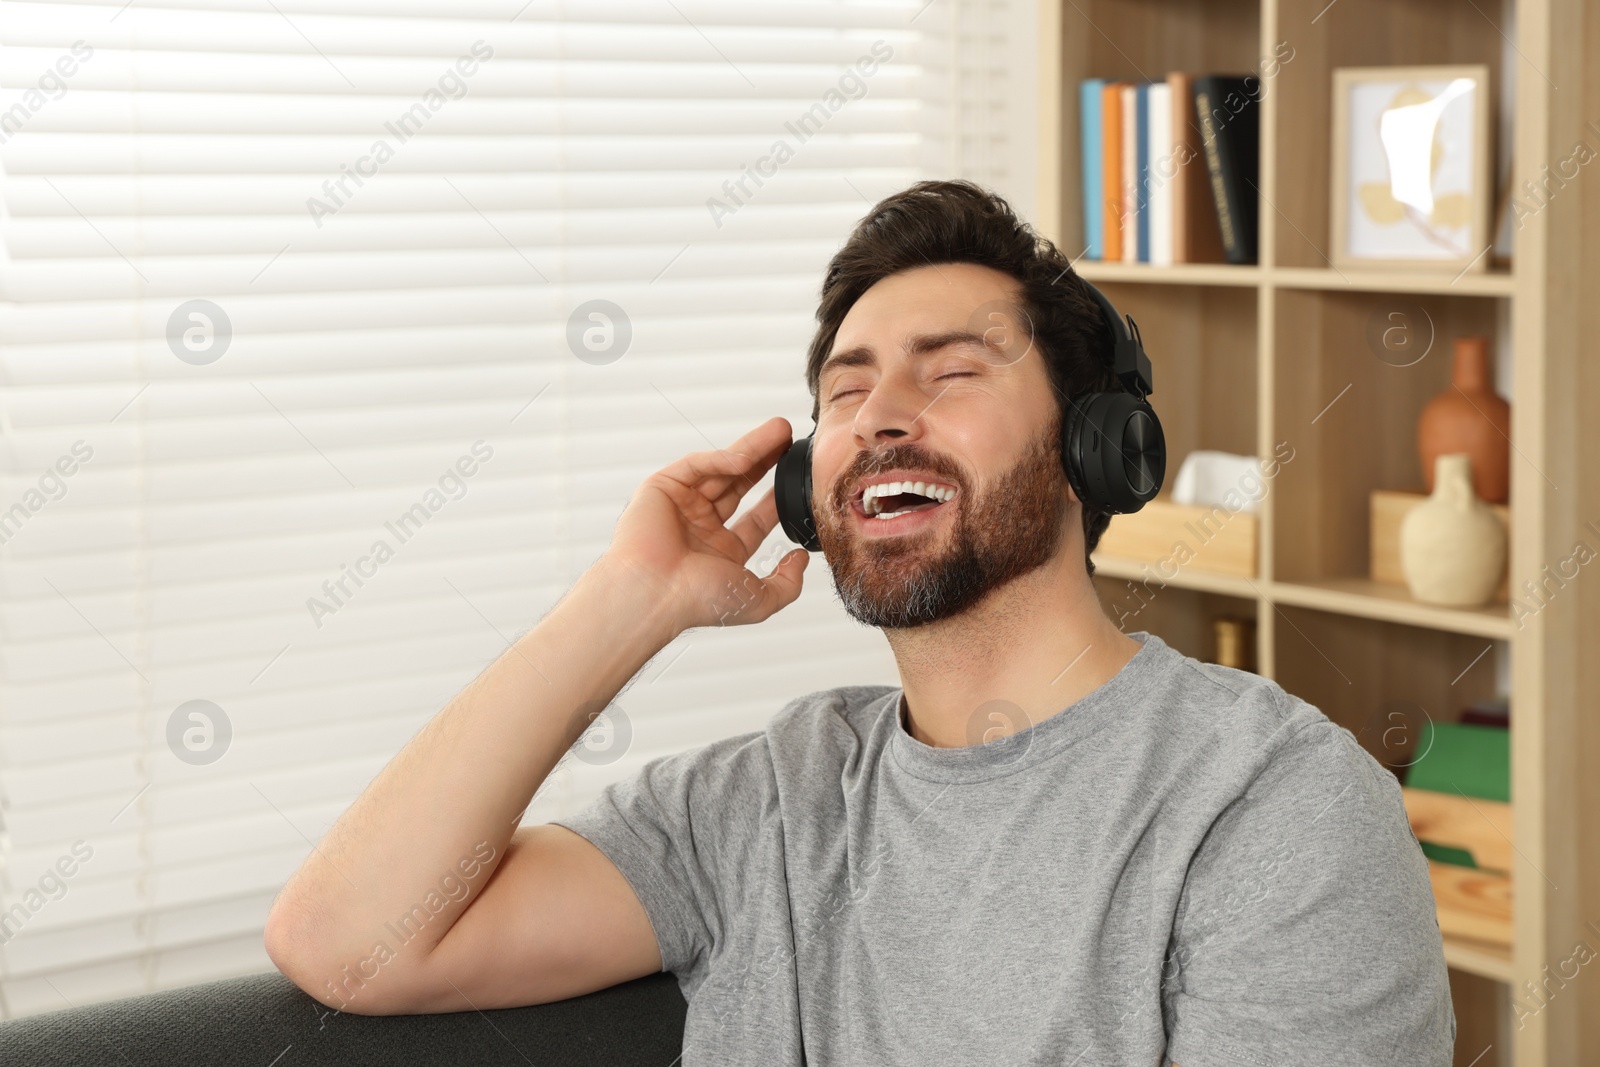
1096, 496, 1258, 577
1369, 489, 1510, 602
1403, 787, 1513, 948
1428, 863, 1513, 948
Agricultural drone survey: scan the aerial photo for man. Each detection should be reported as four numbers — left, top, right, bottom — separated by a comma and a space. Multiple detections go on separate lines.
265, 180, 1455, 1065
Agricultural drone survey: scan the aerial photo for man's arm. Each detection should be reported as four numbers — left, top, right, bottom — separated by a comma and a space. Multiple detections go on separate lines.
263, 417, 809, 1014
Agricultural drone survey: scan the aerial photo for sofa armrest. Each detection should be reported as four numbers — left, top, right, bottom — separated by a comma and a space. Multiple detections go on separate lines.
0, 969, 687, 1066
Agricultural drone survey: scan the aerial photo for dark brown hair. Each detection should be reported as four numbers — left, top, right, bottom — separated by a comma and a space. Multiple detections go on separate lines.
805, 179, 1120, 573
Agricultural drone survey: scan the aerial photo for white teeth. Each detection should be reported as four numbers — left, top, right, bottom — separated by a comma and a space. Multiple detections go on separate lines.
861, 479, 956, 515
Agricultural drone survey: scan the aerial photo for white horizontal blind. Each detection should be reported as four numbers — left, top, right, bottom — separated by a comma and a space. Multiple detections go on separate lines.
0, 0, 1032, 1017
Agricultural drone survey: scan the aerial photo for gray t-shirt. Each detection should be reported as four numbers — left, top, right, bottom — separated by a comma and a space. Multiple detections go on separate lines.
553, 630, 1455, 1066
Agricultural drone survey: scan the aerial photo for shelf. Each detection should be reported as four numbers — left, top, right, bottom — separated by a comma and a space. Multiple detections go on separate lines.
1442, 932, 1514, 984
1090, 566, 1512, 640
1072, 262, 1515, 297
1091, 553, 1259, 598
1272, 266, 1515, 297
1074, 261, 1263, 287
1091, 562, 1511, 639
1270, 578, 1511, 640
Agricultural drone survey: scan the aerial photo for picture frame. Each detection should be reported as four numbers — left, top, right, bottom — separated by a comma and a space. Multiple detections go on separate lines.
1330, 65, 1492, 272
1491, 165, 1515, 269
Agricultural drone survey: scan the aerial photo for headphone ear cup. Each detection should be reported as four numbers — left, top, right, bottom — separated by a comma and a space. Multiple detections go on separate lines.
1062, 392, 1167, 514
775, 433, 822, 551
1060, 398, 1094, 512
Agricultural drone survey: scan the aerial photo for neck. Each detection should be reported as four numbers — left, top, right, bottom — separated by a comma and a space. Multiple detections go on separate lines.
885, 546, 1142, 749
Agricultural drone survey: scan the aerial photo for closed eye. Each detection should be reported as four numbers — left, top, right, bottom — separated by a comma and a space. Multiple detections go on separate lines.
831, 372, 973, 402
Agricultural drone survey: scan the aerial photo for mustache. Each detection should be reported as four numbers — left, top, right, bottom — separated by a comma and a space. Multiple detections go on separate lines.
828, 443, 967, 513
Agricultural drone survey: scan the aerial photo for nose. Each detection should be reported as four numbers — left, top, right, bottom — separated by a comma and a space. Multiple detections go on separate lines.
850, 372, 931, 451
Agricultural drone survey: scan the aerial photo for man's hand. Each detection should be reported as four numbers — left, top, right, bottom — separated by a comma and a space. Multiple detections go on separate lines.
602, 415, 810, 633
264, 416, 811, 1014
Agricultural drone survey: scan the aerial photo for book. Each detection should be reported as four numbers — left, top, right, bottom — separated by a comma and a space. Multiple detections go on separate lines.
1078, 73, 1250, 265
1167, 72, 1227, 264
1192, 75, 1261, 265
1079, 79, 1105, 260
1101, 83, 1125, 261
1120, 82, 1138, 263
1460, 695, 1510, 728
1146, 82, 1172, 266
1135, 82, 1150, 263
1406, 722, 1510, 802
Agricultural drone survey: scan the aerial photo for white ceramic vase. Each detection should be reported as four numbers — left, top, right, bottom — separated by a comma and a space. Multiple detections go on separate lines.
1399, 453, 1507, 607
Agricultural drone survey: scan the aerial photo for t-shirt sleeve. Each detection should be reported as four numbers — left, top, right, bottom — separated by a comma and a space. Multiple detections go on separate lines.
549, 728, 774, 985
1162, 714, 1457, 1067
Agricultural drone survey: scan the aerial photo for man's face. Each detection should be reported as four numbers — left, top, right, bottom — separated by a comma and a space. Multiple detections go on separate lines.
811, 262, 1075, 628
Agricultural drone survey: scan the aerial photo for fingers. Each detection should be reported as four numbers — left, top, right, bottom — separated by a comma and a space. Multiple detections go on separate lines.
728, 488, 780, 559
658, 417, 793, 516
748, 550, 806, 617
743, 549, 809, 624
649, 418, 813, 629
702, 418, 793, 516
706, 431, 791, 522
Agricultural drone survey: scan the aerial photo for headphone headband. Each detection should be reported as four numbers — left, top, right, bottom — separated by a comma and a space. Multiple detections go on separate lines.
1080, 280, 1154, 401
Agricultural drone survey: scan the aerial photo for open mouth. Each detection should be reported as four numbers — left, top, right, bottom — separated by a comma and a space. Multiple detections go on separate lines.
853, 480, 958, 521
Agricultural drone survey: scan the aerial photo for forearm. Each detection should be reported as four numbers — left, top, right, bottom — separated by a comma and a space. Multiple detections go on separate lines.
264, 559, 678, 979
264, 417, 805, 1010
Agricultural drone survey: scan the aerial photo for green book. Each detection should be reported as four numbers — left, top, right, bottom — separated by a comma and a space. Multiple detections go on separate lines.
1405, 721, 1510, 803
1419, 841, 1477, 869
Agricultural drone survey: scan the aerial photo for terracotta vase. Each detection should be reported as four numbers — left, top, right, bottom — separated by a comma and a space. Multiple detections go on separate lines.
1400, 453, 1507, 607
1417, 336, 1510, 503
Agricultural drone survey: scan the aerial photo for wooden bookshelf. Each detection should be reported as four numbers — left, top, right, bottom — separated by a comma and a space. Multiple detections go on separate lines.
1043, 1, 1600, 1064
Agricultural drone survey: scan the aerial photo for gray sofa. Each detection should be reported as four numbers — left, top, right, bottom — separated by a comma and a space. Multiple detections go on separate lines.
0, 969, 687, 1065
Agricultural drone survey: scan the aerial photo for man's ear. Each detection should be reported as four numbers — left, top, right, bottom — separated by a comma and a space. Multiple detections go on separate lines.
1060, 470, 1080, 508
1056, 429, 1079, 509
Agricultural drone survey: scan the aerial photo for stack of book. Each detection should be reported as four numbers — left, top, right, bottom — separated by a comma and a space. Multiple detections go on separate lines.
1079, 75, 1261, 266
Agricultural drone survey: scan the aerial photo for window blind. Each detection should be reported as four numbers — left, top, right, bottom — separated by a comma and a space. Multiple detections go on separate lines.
0, 0, 1035, 1017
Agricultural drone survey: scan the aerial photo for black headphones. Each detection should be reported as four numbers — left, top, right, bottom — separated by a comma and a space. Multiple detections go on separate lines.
774, 278, 1165, 552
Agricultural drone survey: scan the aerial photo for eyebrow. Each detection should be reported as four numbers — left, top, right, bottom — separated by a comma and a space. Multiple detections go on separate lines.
818, 329, 997, 385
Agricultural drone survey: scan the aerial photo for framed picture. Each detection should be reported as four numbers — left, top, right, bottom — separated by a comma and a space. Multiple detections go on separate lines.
1491, 166, 1515, 268
1330, 65, 1491, 272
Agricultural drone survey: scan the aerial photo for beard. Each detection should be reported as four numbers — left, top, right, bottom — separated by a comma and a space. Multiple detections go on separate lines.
815, 414, 1068, 629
